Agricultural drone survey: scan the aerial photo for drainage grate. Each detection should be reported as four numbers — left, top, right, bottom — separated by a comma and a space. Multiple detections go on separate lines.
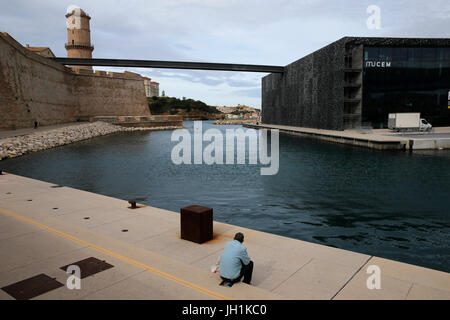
50, 185, 63, 188
1, 274, 64, 300
60, 257, 114, 279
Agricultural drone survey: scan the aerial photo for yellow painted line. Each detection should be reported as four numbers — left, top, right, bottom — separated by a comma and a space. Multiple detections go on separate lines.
0, 207, 231, 300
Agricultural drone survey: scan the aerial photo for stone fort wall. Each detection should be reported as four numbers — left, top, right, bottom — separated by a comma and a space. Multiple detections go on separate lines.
0, 32, 150, 130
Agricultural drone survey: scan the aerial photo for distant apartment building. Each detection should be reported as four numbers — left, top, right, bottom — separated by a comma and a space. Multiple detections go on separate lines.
150, 81, 159, 97
143, 77, 152, 97
143, 78, 160, 97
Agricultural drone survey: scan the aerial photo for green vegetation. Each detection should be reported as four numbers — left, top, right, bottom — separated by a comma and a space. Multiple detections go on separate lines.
147, 96, 221, 115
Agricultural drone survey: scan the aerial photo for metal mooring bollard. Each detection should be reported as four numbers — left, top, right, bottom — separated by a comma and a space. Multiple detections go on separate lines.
128, 200, 138, 209
180, 205, 213, 244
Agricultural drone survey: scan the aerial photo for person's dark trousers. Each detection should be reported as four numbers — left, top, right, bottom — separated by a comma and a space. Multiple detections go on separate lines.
236, 260, 253, 284
220, 261, 254, 285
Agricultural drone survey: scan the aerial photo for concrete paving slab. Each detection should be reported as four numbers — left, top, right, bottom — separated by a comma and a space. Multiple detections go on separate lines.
272, 258, 360, 299
0, 182, 131, 216
0, 214, 42, 240
334, 272, 412, 300
81, 270, 213, 300
0, 289, 13, 300
0, 191, 104, 217
243, 245, 312, 292
219, 225, 371, 269
0, 175, 55, 200
140, 206, 181, 221
406, 284, 450, 300
0, 173, 57, 189
90, 214, 178, 243
135, 229, 228, 264
285, 241, 371, 269
51, 206, 140, 229
0, 187, 49, 201
0, 230, 85, 273
365, 257, 450, 292
0, 246, 38, 275
52, 187, 133, 209
192, 241, 313, 292
334, 257, 450, 300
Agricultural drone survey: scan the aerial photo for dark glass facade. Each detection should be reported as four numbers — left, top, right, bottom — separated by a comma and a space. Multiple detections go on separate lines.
362, 47, 450, 128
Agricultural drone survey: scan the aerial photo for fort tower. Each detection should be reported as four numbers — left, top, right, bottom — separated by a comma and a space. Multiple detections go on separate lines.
65, 7, 94, 72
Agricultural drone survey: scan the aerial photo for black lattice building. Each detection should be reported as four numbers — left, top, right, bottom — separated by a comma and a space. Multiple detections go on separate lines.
262, 37, 450, 130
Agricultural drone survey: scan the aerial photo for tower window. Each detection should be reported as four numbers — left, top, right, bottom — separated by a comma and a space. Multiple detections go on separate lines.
72, 40, 74, 44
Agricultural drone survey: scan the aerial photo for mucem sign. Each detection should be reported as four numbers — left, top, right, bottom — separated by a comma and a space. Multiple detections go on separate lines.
365, 60, 392, 68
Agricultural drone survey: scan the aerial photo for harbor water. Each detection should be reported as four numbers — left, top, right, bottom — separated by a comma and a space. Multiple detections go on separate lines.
2, 121, 449, 272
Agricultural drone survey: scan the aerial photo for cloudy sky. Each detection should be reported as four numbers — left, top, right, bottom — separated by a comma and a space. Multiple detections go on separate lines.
1, 0, 449, 108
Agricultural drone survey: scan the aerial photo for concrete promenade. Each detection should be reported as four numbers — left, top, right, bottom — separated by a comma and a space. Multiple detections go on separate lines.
0, 173, 449, 300
244, 124, 450, 150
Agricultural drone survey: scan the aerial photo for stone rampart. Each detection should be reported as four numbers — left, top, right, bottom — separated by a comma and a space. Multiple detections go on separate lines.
0, 32, 150, 130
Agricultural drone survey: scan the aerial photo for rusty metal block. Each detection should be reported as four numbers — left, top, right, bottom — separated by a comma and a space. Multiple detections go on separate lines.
180, 205, 213, 244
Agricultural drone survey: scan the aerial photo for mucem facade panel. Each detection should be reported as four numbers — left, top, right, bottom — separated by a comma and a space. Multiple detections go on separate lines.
363, 47, 450, 128
262, 37, 450, 130
262, 38, 347, 130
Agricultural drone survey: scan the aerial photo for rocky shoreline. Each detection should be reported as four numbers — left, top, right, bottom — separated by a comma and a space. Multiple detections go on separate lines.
0, 121, 182, 160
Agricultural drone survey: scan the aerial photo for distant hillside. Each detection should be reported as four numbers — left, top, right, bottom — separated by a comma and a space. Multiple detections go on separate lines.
147, 96, 223, 120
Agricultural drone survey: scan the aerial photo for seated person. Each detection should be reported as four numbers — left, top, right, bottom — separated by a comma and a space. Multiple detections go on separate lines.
219, 232, 253, 285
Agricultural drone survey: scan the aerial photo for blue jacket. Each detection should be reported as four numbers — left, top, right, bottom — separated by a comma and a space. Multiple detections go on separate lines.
219, 240, 251, 280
